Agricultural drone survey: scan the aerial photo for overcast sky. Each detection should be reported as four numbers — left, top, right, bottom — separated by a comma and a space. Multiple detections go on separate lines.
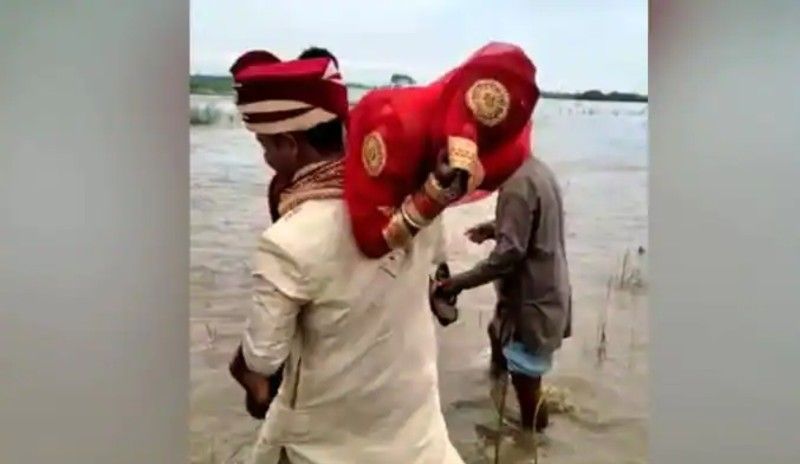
191, 0, 647, 93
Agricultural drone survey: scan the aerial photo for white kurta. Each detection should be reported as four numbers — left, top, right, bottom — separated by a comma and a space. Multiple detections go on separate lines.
242, 199, 462, 464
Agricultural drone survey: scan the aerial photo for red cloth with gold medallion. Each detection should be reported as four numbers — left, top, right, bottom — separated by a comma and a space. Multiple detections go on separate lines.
344, 42, 539, 258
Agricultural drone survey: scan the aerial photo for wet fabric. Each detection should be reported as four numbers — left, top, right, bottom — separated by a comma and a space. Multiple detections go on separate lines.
503, 341, 552, 377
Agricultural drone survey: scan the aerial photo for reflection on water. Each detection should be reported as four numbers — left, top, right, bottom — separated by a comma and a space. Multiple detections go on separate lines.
190, 98, 648, 463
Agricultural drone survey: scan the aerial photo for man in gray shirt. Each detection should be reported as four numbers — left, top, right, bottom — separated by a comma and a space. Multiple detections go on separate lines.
435, 155, 572, 432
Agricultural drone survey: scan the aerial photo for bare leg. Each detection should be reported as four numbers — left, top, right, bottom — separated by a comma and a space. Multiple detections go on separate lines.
510, 373, 549, 432
487, 323, 507, 379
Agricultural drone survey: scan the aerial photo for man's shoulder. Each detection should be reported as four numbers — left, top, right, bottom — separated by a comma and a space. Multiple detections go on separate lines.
262, 199, 351, 261
529, 156, 557, 178
500, 157, 560, 203
520, 157, 560, 185
500, 159, 536, 197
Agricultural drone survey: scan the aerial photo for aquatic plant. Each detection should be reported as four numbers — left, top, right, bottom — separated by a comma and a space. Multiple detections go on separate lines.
596, 277, 612, 365
617, 248, 647, 291
494, 375, 509, 464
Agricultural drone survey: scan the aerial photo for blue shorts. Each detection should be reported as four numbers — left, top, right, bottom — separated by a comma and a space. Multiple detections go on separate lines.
502, 341, 553, 377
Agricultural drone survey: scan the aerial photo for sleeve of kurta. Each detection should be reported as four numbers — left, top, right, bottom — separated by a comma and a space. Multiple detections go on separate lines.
241, 231, 313, 376
450, 185, 535, 290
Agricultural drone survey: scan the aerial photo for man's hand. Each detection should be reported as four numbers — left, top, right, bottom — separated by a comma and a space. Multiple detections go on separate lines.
432, 149, 470, 204
430, 263, 459, 326
465, 221, 495, 244
434, 277, 463, 299
229, 345, 272, 419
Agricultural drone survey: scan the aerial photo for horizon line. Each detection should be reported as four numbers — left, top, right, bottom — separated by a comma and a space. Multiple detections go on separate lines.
189, 74, 648, 96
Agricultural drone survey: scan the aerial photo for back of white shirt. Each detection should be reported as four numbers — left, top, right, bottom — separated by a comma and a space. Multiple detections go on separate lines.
245, 199, 461, 464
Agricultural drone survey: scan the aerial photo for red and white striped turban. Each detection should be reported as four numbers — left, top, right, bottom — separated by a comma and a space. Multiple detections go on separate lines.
231, 50, 348, 135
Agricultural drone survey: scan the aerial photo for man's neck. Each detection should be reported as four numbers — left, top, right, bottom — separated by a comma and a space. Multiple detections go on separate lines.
273, 154, 345, 217
291, 153, 343, 180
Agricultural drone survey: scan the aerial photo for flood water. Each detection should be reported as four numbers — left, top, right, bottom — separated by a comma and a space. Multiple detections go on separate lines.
190, 96, 649, 463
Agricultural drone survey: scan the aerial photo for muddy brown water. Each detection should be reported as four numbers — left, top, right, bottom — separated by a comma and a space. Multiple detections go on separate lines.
190, 98, 648, 463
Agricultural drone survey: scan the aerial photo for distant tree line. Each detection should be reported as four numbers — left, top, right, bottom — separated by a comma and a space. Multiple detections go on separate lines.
189, 75, 647, 102
390, 73, 416, 87
541, 90, 647, 103
190, 75, 235, 95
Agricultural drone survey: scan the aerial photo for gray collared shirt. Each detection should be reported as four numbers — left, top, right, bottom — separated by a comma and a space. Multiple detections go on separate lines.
454, 156, 572, 354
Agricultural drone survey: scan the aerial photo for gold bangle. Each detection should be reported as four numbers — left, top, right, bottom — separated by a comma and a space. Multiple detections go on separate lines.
400, 196, 431, 230
423, 175, 454, 205
382, 211, 415, 250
